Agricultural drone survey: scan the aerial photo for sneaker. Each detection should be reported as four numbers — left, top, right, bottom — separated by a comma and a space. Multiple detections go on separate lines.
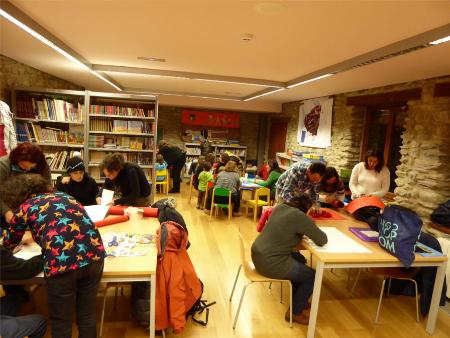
169, 189, 180, 193
285, 309, 310, 325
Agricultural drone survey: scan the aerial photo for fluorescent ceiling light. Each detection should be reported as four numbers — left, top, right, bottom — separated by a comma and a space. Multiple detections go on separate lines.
192, 77, 274, 87
0, 8, 122, 91
287, 73, 333, 89
243, 88, 285, 102
90, 71, 122, 91
429, 35, 450, 45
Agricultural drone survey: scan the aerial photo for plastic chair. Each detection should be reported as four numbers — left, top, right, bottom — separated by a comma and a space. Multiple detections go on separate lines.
229, 234, 293, 329
188, 175, 196, 203
99, 282, 131, 337
210, 187, 232, 220
372, 267, 420, 324
245, 187, 270, 221
349, 267, 420, 324
155, 169, 169, 195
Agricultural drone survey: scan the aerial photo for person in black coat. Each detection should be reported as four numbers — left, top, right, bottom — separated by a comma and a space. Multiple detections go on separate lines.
158, 140, 186, 193
97, 153, 151, 206
0, 246, 47, 338
56, 156, 99, 206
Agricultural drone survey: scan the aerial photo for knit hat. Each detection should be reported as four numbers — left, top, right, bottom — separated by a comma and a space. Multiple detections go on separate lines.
66, 157, 85, 173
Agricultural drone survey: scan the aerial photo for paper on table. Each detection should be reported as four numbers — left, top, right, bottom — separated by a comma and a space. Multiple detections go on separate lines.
14, 244, 42, 260
101, 189, 114, 205
306, 227, 371, 253
84, 205, 109, 223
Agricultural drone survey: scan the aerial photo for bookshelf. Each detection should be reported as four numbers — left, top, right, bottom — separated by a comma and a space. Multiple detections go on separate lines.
12, 88, 159, 200
276, 152, 325, 171
87, 91, 158, 199
184, 142, 247, 171
12, 87, 86, 173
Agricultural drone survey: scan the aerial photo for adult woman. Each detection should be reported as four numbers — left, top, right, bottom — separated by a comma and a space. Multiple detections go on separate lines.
158, 140, 186, 193
0, 142, 50, 223
256, 159, 282, 200
318, 167, 345, 206
96, 153, 151, 207
349, 149, 390, 200
251, 194, 327, 325
214, 152, 230, 175
1, 174, 105, 338
205, 160, 241, 216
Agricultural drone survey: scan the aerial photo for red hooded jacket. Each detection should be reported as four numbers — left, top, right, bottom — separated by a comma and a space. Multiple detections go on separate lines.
155, 221, 202, 333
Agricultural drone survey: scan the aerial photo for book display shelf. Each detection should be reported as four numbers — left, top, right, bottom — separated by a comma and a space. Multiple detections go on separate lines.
12, 88, 158, 198
87, 92, 158, 192
184, 142, 247, 169
12, 87, 86, 175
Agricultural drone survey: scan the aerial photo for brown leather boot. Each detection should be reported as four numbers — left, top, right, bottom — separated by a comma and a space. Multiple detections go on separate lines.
285, 308, 310, 325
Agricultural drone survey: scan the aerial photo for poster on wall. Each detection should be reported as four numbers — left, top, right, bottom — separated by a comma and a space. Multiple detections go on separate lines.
297, 96, 333, 148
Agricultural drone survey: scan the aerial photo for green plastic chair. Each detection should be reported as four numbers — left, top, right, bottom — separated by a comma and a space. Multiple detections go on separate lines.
210, 187, 233, 220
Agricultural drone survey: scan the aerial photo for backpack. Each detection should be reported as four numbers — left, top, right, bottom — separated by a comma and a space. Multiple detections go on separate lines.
430, 200, 450, 227
378, 205, 422, 267
185, 280, 216, 327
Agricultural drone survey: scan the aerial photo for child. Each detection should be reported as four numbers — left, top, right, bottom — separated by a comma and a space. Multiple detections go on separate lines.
56, 156, 99, 206
197, 162, 213, 209
155, 154, 168, 193
319, 167, 345, 207
0, 174, 105, 338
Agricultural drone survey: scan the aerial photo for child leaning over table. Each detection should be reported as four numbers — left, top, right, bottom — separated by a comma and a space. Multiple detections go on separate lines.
196, 161, 213, 209
0, 174, 105, 338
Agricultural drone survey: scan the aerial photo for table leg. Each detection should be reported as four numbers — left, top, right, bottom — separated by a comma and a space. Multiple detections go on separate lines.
307, 260, 324, 338
425, 260, 447, 334
150, 274, 156, 338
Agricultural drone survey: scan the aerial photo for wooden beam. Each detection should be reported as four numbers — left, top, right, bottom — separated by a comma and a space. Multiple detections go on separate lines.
346, 88, 422, 106
434, 82, 450, 97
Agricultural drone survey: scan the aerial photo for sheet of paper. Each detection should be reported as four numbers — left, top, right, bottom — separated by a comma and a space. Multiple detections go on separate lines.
101, 189, 114, 205
306, 227, 371, 253
84, 205, 109, 222
14, 244, 42, 260
360, 230, 379, 238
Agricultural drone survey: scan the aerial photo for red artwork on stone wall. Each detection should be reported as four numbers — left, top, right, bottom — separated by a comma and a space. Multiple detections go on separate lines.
181, 110, 240, 129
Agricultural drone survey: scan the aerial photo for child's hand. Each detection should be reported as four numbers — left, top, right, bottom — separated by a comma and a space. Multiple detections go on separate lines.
61, 176, 71, 184
4, 210, 14, 223
96, 197, 102, 205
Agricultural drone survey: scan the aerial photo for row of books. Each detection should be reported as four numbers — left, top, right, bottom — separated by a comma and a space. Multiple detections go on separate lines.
90, 105, 155, 118
16, 97, 83, 123
89, 152, 153, 167
89, 119, 154, 134
16, 122, 84, 144
88, 135, 154, 150
45, 150, 84, 170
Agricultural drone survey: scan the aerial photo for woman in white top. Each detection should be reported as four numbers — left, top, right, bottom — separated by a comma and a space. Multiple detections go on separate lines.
349, 150, 390, 200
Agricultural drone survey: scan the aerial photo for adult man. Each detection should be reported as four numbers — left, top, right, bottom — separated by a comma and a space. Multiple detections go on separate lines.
0, 246, 47, 338
158, 140, 187, 193
275, 162, 326, 203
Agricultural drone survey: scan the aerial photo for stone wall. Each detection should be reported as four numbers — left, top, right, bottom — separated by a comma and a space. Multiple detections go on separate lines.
282, 96, 364, 170
279, 75, 450, 220
0, 55, 83, 104
158, 105, 260, 160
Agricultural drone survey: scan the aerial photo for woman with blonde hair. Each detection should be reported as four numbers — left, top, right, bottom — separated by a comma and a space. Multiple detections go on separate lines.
205, 160, 242, 216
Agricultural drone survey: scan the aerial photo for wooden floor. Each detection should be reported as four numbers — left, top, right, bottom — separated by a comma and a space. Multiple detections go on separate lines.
29, 183, 449, 337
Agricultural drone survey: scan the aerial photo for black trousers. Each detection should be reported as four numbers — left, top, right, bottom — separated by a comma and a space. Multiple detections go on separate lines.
46, 259, 104, 338
170, 163, 184, 192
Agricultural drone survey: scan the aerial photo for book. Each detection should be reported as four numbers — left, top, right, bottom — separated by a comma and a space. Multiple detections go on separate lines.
68, 125, 84, 144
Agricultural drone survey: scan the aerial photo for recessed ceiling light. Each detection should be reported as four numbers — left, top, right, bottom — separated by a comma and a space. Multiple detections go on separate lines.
137, 56, 166, 62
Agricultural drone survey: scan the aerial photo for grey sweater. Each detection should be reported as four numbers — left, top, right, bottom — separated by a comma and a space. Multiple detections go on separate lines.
0, 156, 51, 215
251, 203, 327, 278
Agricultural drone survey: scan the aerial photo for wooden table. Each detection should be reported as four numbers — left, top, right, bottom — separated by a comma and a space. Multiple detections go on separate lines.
5, 213, 158, 338
304, 213, 448, 338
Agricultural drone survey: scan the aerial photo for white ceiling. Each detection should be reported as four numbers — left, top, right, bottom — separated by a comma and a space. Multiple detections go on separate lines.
1, 0, 450, 113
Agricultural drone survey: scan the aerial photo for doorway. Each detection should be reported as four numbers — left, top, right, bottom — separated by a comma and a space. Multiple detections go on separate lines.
268, 119, 288, 160
360, 106, 408, 191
